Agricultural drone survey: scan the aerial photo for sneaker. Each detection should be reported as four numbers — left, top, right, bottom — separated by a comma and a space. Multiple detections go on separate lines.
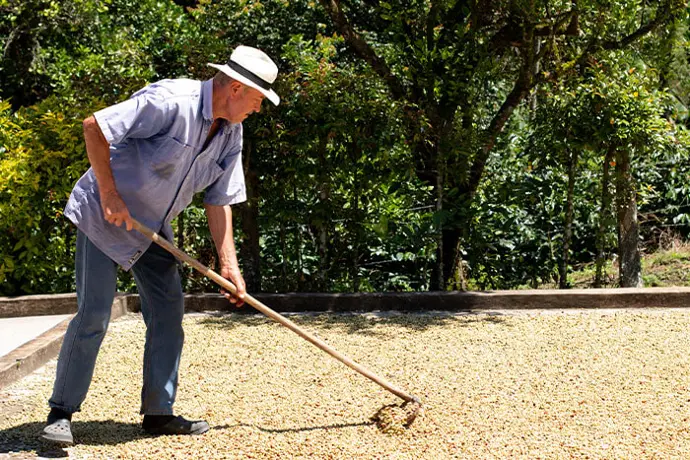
41, 409, 74, 445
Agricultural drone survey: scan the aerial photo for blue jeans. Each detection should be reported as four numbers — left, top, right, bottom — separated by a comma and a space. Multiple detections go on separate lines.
49, 230, 185, 415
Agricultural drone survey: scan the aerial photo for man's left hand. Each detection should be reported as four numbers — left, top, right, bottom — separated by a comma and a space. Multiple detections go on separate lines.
220, 265, 246, 307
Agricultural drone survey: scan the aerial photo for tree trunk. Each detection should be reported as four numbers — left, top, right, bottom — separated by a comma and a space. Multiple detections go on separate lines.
447, 238, 468, 290
559, 148, 578, 289
594, 146, 614, 287
529, 39, 541, 120
443, 66, 533, 288
294, 184, 304, 291
410, 111, 445, 291
615, 147, 642, 287
432, 168, 445, 291
350, 141, 361, 292
279, 221, 288, 291
239, 139, 262, 292
442, 222, 466, 289
316, 134, 330, 290
424, 106, 458, 291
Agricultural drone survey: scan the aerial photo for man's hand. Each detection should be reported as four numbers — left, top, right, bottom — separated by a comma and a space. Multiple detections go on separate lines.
205, 203, 244, 306
100, 190, 133, 231
220, 265, 246, 307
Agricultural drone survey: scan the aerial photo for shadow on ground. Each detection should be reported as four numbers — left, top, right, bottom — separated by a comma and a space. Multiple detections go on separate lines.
0, 420, 376, 456
212, 420, 373, 434
198, 311, 512, 336
0, 420, 147, 456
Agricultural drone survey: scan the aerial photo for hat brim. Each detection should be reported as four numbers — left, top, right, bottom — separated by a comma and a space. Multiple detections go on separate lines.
208, 63, 280, 106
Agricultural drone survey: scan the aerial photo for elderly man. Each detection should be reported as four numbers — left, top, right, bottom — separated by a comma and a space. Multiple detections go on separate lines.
41, 46, 279, 444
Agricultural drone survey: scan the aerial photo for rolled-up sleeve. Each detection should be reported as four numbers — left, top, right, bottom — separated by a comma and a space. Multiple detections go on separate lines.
204, 132, 247, 206
94, 94, 173, 144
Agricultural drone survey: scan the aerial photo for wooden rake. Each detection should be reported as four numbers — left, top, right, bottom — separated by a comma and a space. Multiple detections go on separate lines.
132, 218, 422, 426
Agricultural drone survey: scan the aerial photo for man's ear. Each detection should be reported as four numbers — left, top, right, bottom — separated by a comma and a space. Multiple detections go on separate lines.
229, 81, 244, 98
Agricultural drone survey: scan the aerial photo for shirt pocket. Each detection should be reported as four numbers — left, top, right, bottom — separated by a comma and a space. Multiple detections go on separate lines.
164, 158, 223, 220
193, 156, 224, 194
149, 136, 196, 181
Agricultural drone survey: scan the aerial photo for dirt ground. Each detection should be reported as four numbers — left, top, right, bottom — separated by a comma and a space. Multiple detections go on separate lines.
1, 309, 690, 459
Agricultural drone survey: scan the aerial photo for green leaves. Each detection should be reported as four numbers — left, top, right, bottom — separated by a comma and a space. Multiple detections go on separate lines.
0, 96, 88, 294
1, 0, 689, 294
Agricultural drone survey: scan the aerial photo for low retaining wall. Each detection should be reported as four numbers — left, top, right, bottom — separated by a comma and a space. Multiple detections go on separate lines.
242, 287, 690, 312
0, 296, 129, 389
3, 287, 690, 318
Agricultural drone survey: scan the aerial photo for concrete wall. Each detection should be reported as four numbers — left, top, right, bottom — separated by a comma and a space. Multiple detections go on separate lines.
2, 287, 690, 318
0, 295, 129, 389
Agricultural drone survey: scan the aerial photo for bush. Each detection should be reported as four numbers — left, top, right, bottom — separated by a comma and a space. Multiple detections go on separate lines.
0, 98, 92, 295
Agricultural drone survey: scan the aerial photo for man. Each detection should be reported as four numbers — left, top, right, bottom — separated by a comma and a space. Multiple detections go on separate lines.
41, 45, 280, 444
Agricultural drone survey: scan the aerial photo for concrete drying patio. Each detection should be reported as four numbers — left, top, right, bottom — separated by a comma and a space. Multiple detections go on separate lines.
2, 288, 690, 391
1, 309, 690, 459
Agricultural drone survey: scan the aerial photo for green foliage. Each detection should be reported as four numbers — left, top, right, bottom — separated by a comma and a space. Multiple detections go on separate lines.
464, 49, 690, 289
0, 0, 104, 107
0, 0, 210, 107
248, 34, 436, 291
0, 98, 90, 294
1, 0, 690, 295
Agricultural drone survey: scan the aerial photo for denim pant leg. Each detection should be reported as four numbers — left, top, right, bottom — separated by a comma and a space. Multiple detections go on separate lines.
131, 242, 185, 415
49, 230, 118, 413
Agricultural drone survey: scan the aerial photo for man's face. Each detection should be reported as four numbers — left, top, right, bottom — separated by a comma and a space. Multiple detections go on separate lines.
223, 82, 266, 123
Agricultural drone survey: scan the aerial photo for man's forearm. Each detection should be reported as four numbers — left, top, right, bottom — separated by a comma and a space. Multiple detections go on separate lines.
84, 115, 133, 229
205, 204, 239, 268
83, 115, 117, 195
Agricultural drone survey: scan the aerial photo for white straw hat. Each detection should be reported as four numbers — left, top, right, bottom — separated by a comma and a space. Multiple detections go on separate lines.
209, 45, 280, 105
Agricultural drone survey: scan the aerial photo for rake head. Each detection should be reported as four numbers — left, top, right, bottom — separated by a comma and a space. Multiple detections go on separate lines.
371, 399, 423, 434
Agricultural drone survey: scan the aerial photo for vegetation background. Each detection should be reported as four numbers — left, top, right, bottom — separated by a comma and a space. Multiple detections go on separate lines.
1, 0, 689, 296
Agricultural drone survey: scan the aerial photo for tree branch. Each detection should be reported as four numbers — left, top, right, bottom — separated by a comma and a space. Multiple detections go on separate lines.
487, 19, 524, 52
533, 0, 678, 90
465, 0, 679, 197
489, 8, 578, 53
601, 1, 672, 51
427, 0, 440, 53
463, 73, 532, 196
534, 10, 579, 37
317, 0, 408, 101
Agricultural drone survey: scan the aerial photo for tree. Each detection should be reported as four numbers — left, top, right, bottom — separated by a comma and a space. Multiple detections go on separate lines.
316, 0, 687, 289
527, 51, 684, 288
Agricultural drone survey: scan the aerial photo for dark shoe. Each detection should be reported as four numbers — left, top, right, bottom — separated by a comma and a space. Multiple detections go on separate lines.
41, 418, 74, 445
143, 415, 209, 436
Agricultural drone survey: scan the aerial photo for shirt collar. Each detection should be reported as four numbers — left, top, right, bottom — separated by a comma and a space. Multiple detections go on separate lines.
201, 79, 214, 121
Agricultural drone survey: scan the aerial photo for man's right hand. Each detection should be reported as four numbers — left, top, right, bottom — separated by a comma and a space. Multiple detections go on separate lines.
100, 190, 133, 231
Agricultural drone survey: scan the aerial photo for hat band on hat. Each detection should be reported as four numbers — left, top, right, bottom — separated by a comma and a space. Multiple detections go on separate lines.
227, 60, 272, 91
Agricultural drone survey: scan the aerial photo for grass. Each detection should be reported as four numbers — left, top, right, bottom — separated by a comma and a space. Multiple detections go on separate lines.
522, 240, 690, 289
2, 310, 690, 459
641, 242, 690, 287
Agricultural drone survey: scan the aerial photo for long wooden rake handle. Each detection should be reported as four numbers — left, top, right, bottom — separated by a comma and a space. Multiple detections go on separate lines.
132, 219, 421, 405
